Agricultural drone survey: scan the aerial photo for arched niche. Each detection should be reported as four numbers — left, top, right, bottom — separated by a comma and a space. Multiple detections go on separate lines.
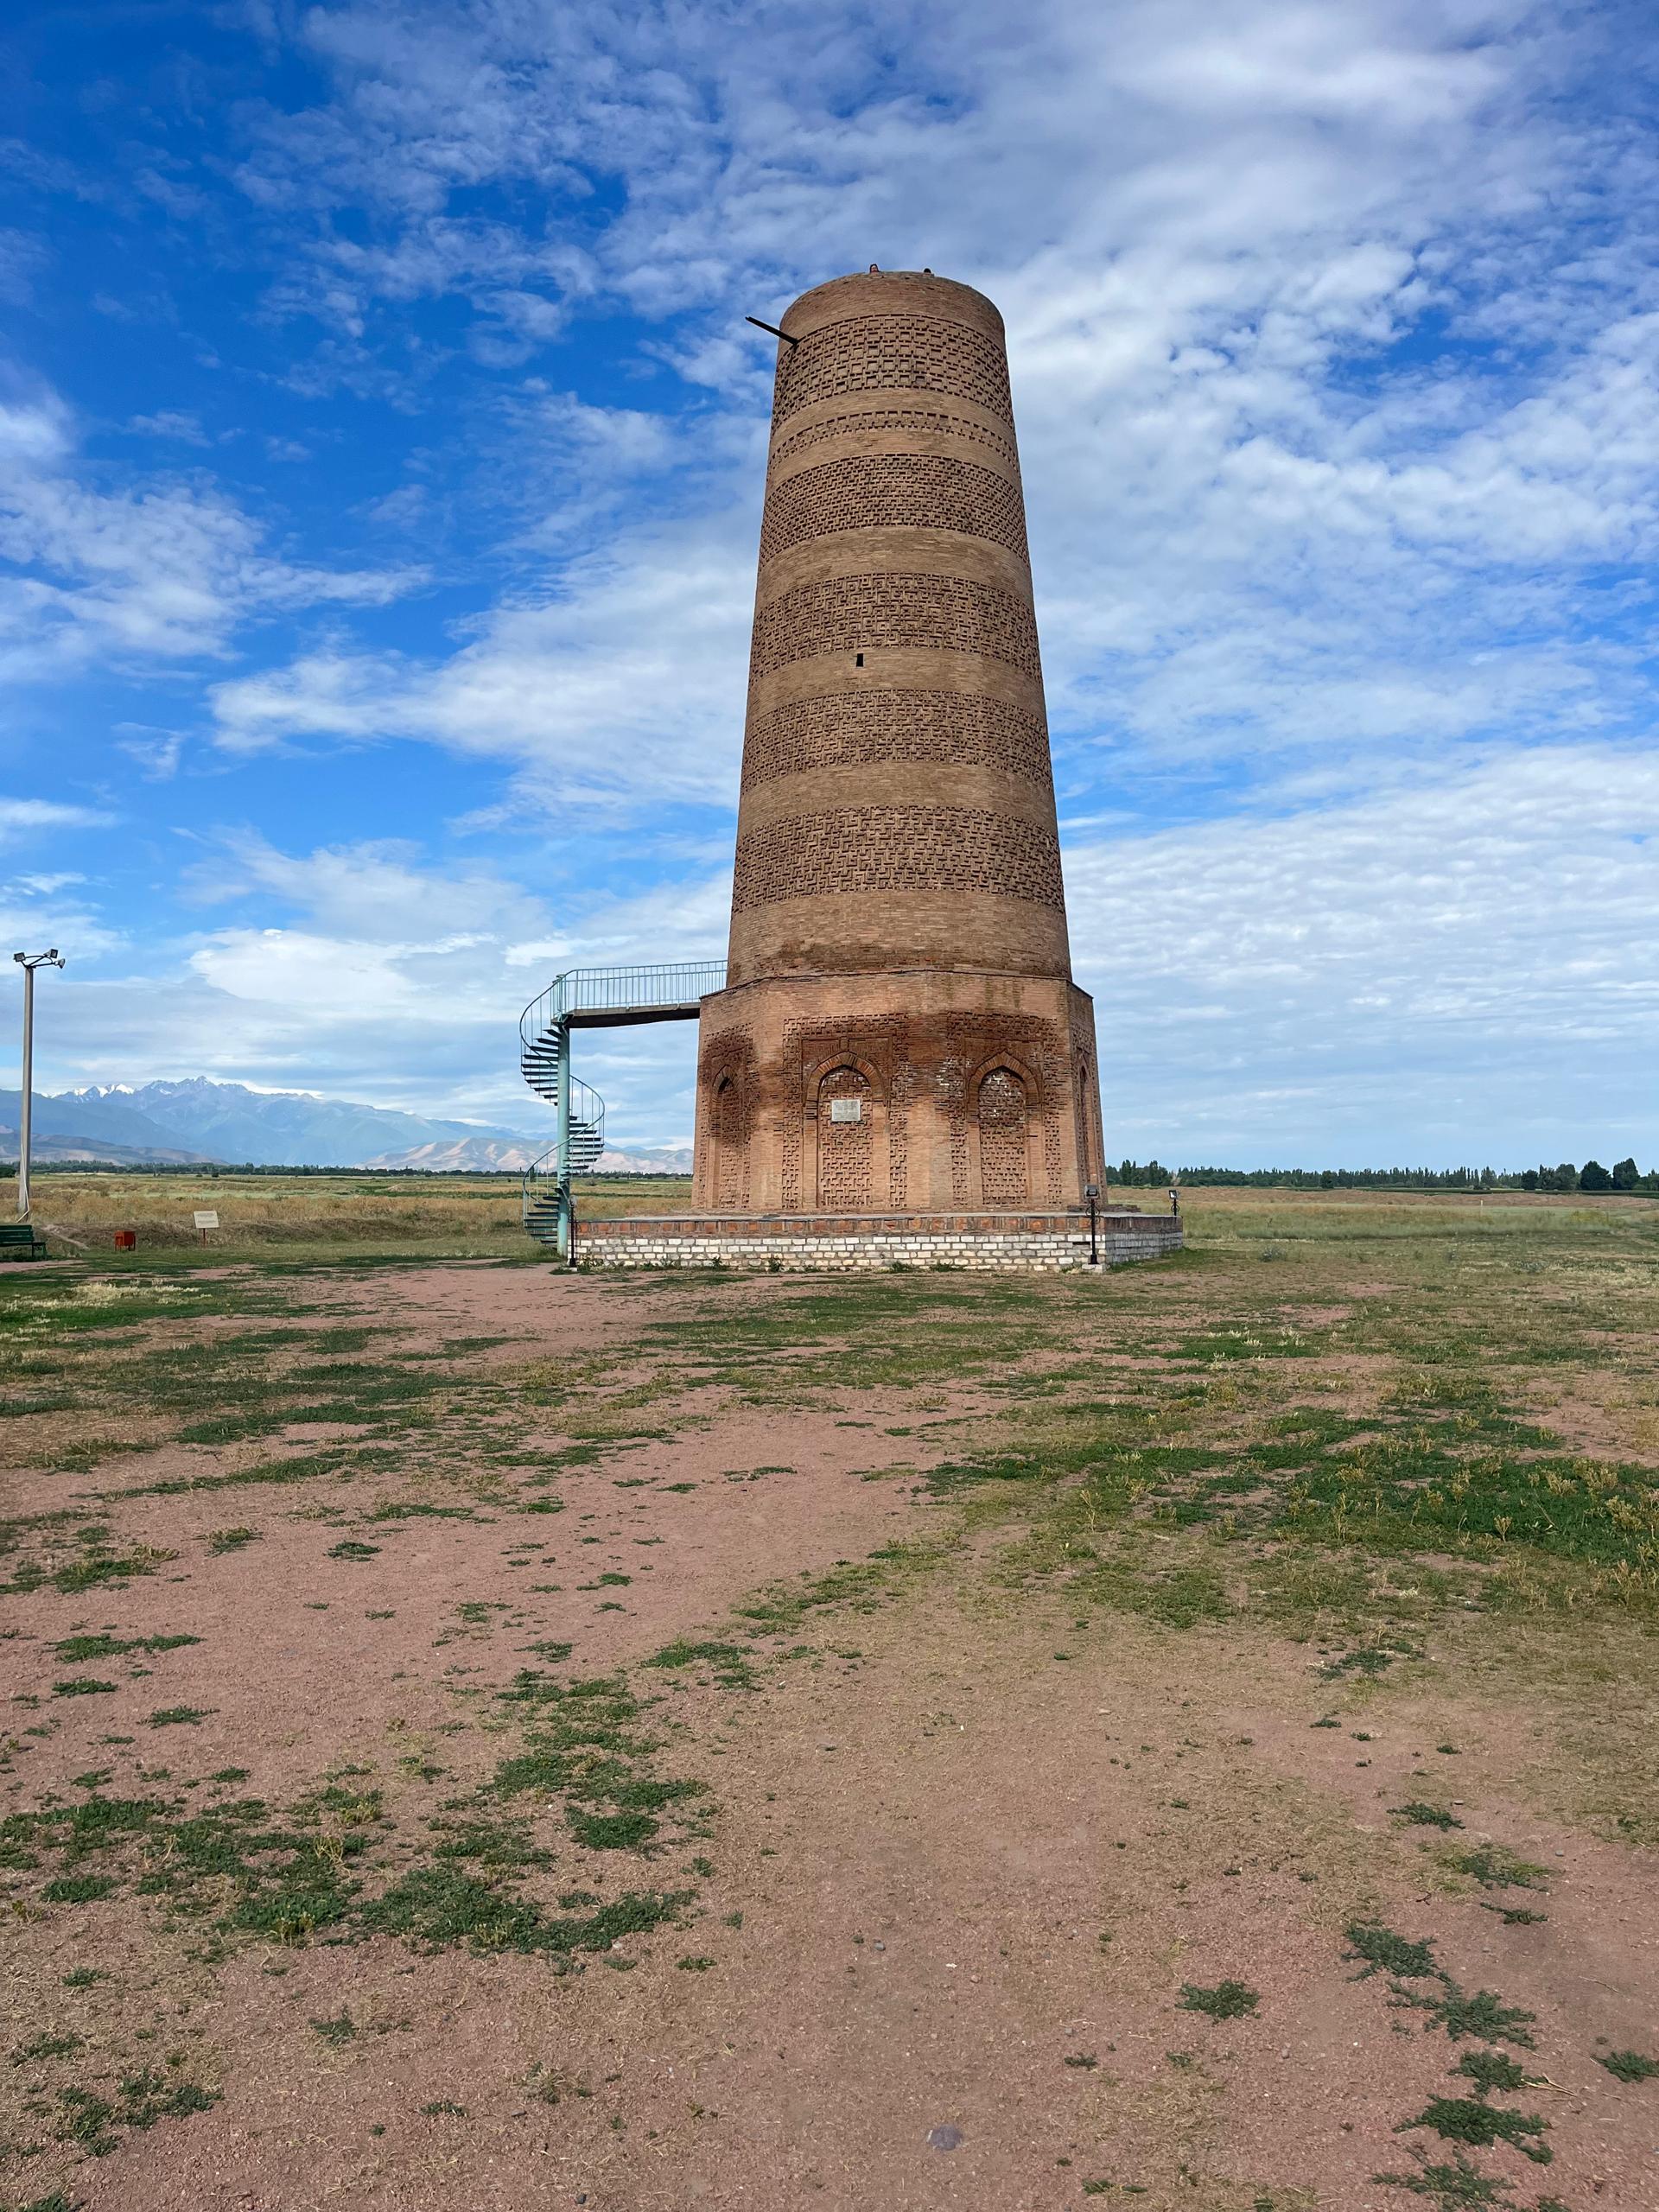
965, 1052, 1045, 1209
806, 1057, 887, 1212
712, 1072, 750, 1211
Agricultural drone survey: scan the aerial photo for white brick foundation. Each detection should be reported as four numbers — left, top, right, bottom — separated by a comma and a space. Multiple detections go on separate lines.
572, 1207, 1182, 1272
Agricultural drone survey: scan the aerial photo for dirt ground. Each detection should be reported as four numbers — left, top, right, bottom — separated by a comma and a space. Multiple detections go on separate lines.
3, 1187, 1658, 2211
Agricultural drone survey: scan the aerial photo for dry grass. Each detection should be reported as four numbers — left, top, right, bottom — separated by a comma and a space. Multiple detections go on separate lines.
23, 1170, 696, 1259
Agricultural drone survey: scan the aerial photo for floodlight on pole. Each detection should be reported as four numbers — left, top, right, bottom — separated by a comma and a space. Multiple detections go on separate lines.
12, 949, 65, 1223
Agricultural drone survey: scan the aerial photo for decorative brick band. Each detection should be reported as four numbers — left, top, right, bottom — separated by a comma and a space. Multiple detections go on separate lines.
772, 314, 1013, 429
759, 453, 1029, 563
740, 690, 1053, 793
749, 572, 1040, 681
574, 1209, 1183, 1274
770, 404, 1020, 474
731, 805, 1065, 912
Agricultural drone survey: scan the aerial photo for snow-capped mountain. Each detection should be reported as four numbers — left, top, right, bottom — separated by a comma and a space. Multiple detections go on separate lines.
6, 1080, 690, 1173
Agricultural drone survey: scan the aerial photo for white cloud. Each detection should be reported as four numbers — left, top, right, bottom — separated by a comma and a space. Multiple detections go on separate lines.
188, 0, 1659, 817
0, 399, 70, 467
11, 739, 1655, 1162
0, 387, 425, 677
0, 817, 728, 1137
10, 835, 548, 1116
0, 865, 124, 987
113, 724, 186, 779
8, 0, 1658, 1161
0, 797, 114, 839
185, 830, 551, 942
209, 515, 754, 809
360, 483, 427, 529
1065, 744, 1659, 1161
125, 410, 211, 445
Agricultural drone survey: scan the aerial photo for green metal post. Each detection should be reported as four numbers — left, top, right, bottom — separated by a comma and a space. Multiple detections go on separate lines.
554, 1015, 573, 1265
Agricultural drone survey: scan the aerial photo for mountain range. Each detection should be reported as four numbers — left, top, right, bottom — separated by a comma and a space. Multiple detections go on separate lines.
0, 1079, 691, 1174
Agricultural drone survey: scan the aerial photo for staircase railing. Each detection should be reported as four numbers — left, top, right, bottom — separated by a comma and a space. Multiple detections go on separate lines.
522, 1071, 605, 1254
518, 961, 727, 1055
518, 962, 724, 1264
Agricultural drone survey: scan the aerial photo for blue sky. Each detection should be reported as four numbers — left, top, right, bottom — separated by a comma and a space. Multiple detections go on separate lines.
2, 0, 1656, 1165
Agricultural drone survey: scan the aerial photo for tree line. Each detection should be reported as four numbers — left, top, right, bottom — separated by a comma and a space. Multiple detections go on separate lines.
1112, 1159, 1655, 1192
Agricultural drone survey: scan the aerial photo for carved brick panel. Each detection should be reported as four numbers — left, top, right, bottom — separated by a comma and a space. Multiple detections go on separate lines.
770, 405, 1021, 474
760, 454, 1028, 563
741, 690, 1053, 793
772, 314, 1013, 429
732, 805, 1065, 912
749, 573, 1040, 681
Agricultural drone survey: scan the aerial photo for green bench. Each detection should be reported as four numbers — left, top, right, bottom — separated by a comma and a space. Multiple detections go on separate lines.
0, 1222, 48, 1262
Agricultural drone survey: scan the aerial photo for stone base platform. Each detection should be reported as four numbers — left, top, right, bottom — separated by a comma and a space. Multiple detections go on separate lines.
573, 1206, 1182, 1273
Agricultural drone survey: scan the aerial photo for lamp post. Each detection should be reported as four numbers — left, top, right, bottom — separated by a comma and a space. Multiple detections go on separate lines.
12, 950, 64, 1222
1084, 1181, 1100, 1268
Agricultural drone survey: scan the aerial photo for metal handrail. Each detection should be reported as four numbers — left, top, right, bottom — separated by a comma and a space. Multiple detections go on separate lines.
518, 963, 720, 1264
557, 1074, 606, 1135
519, 1074, 606, 1262
523, 1130, 603, 1187
518, 960, 727, 1052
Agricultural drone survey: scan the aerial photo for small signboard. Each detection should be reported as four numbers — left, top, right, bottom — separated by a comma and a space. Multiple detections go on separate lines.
193, 1211, 219, 1231
828, 1097, 863, 1123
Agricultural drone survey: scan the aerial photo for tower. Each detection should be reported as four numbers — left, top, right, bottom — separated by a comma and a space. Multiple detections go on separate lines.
692, 267, 1104, 1217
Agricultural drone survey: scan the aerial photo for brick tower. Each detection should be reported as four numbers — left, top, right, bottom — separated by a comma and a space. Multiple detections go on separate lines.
691, 267, 1105, 1219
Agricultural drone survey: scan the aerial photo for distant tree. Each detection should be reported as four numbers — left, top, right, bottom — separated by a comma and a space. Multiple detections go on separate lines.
1553, 1161, 1580, 1192
1611, 1157, 1640, 1191
1579, 1159, 1612, 1192
1521, 1169, 1540, 1191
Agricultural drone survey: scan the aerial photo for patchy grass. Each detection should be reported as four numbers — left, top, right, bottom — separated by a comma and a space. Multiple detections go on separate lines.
52, 1633, 200, 1662
1400, 2095, 1552, 2164
1179, 1980, 1261, 2020
1597, 2049, 1659, 2083
3, 1181, 1657, 2208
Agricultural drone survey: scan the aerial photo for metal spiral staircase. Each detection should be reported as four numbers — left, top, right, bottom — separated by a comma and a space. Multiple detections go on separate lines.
518, 961, 727, 1261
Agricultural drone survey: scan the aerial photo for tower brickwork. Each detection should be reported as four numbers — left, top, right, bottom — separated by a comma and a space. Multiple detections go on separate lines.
692, 269, 1104, 1216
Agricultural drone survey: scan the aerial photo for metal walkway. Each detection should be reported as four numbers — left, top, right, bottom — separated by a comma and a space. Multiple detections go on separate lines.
518, 961, 727, 1259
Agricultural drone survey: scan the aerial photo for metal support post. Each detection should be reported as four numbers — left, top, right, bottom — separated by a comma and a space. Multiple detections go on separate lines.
554, 1016, 574, 1266
12, 950, 63, 1223
16, 960, 32, 1223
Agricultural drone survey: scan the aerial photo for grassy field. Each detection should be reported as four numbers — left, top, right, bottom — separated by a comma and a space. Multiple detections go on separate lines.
26, 1168, 1640, 1262
22, 1169, 696, 1261
2, 1182, 1656, 2209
